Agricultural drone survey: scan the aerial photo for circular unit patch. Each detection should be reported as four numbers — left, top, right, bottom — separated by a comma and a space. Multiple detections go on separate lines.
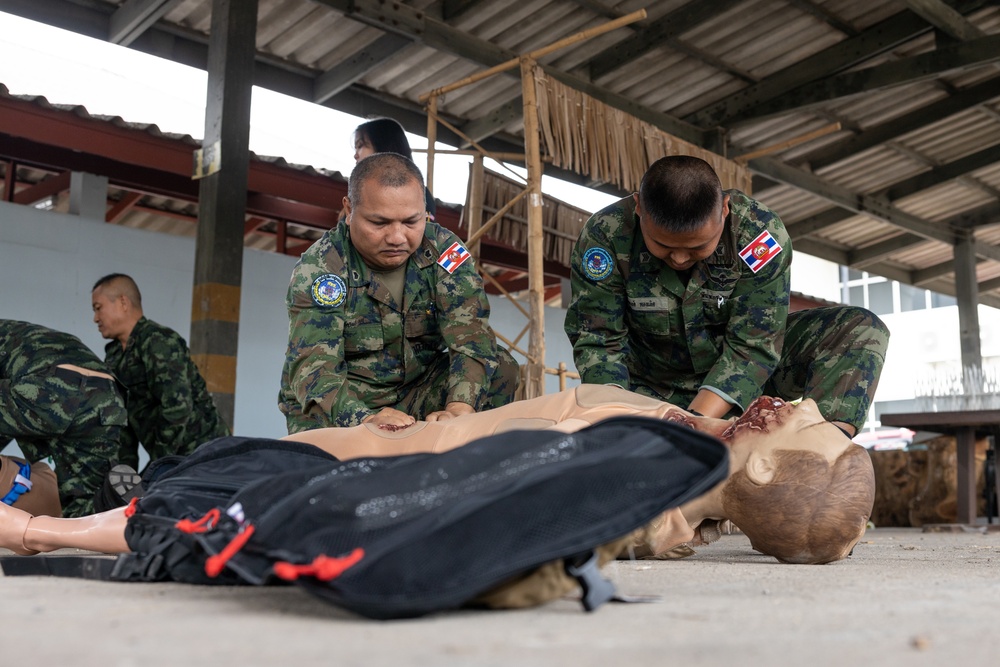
582, 247, 614, 281
311, 274, 346, 307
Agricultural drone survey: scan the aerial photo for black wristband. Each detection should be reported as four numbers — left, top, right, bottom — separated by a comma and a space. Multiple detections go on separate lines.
689, 409, 705, 417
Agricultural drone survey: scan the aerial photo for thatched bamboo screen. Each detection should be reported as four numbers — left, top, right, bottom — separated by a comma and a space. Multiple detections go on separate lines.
460, 166, 590, 269
531, 71, 752, 194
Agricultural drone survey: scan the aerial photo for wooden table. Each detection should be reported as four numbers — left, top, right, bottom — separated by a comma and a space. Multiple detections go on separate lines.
880, 410, 1000, 525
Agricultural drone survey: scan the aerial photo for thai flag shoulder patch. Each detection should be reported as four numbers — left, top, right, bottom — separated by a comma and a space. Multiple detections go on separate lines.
738, 230, 783, 274
437, 241, 472, 274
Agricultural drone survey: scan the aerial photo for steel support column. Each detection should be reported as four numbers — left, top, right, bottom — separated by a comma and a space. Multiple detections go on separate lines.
190, 0, 258, 428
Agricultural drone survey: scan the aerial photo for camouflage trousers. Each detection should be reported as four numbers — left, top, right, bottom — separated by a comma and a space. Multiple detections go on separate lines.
391, 347, 521, 420
636, 306, 889, 430
764, 306, 889, 430
0, 367, 128, 517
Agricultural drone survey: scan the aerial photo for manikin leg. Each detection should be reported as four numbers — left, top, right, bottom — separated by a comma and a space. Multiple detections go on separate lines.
0, 502, 129, 555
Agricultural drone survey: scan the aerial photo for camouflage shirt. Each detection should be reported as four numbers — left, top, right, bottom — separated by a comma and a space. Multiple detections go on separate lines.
280, 220, 501, 431
104, 316, 229, 457
565, 191, 791, 411
1, 320, 111, 379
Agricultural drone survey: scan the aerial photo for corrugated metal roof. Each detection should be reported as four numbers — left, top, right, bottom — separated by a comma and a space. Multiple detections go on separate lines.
3, 0, 1000, 305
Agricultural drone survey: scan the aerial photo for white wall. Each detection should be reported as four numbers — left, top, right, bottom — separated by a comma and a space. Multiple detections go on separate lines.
0, 200, 297, 440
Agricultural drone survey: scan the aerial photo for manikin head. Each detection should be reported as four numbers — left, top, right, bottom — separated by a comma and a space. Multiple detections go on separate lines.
91, 273, 144, 347
708, 397, 875, 564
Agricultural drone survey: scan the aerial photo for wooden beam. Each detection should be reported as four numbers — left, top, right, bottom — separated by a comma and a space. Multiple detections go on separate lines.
952, 201, 1000, 229
312, 0, 705, 145
105, 190, 143, 223
2, 159, 15, 201
749, 157, 957, 245
459, 98, 524, 147
12, 170, 70, 205
860, 207, 1000, 271
313, 33, 413, 103
725, 33, 1000, 126
784, 0, 859, 36
109, 0, 180, 46
586, 0, 744, 81
801, 78, 1000, 170
900, 0, 986, 41
881, 143, 1000, 201
850, 234, 929, 267
441, 0, 482, 21
685, 3, 992, 128
190, 0, 258, 427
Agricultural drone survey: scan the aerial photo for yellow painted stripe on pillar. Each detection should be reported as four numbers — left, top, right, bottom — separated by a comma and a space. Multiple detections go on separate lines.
191, 354, 237, 394
191, 283, 241, 323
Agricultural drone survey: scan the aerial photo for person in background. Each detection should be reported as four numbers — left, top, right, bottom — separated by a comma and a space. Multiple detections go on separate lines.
91, 274, 229, 468
353, 116, 436, 221
0, 319, 127, 517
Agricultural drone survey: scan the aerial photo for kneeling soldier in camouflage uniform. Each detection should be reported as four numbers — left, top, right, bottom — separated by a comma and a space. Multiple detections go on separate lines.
0, 320, 128, 517
565, 156, 889, 436
91, 274, 230, 466
280, 153, 518, 433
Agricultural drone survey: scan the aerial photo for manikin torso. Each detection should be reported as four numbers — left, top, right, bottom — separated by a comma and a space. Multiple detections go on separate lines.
285, 384, 700, 554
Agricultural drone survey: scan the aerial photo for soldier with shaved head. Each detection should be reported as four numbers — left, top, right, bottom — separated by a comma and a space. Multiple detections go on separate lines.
280, 153, 518, 433
91, 273, 229, 468
566, 155, 889, 436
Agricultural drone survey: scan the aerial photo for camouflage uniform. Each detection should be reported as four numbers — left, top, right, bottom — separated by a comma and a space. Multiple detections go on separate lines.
565, 192, 889, 430
104, 316, 230, 465
0, 320, 128, 517
280, 220, 518, 432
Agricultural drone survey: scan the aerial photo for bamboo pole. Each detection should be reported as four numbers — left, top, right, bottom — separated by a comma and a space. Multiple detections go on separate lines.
418, 9, 646, 102
465, 187, 529, 249
480, 269, 531, 320
557, 361, 567, 391
412, 148, 548, 161
511, 321, 531, 348
425, 95, 438, 194
425, 107, 527, 184
521, 57, 546, 398
467, 154, 484, 260
481, 204, 581, 241
494, 329, 531, 362
734, 122, 842, 164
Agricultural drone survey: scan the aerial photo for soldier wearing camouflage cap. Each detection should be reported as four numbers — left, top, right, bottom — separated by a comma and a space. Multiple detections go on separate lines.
565, 155, 889, 435
280, 152, 518, 432
91, 274, 230, 465
0, 319, 128, 517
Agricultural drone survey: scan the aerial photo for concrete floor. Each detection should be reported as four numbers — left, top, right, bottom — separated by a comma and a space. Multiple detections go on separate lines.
2, 527, 999, 667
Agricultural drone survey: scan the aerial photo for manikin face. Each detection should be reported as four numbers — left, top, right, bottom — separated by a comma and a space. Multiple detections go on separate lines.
91, 286, 132, 343
721, 396, 853, 466
634, 193, 729, 272
343, 178, 427, 272
353, 133, 375, 162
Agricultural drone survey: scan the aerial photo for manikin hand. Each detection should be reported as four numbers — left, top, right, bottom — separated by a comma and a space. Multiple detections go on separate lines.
363, 407, 416, 430
425, 402, 475, 422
